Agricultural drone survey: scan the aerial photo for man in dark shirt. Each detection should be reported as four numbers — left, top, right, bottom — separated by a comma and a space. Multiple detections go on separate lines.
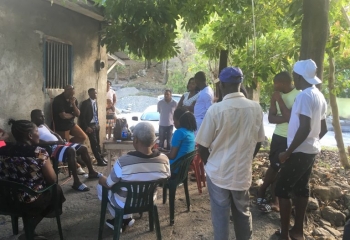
52, 85, 87, 143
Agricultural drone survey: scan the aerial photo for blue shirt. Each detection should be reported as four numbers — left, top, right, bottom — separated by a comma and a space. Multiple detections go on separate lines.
170, 128, 195, 167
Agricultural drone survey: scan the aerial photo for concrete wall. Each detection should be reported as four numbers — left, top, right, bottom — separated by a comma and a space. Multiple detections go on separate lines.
0, 0, 107, 143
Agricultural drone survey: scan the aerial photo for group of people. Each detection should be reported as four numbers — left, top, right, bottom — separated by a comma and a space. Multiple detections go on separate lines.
0, 58, 341, 240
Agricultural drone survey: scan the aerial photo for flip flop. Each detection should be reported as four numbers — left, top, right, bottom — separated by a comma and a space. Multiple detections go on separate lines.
259, 203, 272, 213
88, 172, 103, 179
72, 183, 90, 192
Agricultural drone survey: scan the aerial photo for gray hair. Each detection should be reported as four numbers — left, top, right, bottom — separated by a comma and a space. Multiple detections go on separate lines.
133, 122, 156, 147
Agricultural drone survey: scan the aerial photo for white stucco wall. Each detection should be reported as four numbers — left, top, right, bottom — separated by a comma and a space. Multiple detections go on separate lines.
0, 0, 107, 143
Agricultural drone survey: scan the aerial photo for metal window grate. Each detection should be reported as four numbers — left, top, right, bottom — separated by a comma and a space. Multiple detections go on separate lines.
44, 40, 72, 89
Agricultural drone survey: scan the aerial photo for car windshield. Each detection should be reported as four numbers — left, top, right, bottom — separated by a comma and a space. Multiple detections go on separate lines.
140, 111, 160, 121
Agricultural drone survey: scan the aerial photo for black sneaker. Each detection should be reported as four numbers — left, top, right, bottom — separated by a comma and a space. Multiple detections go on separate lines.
105, 218, 115, 230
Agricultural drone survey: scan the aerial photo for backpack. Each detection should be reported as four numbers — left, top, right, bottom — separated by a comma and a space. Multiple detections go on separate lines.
113, 118, 131, 141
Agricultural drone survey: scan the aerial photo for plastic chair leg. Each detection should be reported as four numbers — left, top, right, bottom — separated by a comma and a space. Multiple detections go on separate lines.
149, 208, 154, 232
55, 208, 63, 240
11, 215, 19, 235
22, 216, 35, 240
98, 191, 108, 240
153, 205, 162, 240
169, 184, 177, 226
162, 186, 167, 204
113, 211, 124, 240
183, 178, 191, 212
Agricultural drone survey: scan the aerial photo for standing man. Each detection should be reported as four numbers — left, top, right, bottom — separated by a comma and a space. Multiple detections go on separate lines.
106, 80, 117, 106
52, 85, 87, 143
277, 59, 328, 240
196, 67, 265, 240
79, 88, 107, 166
257, 72, 300, 213
157, 89, 177, 150
193, 71, 214, 130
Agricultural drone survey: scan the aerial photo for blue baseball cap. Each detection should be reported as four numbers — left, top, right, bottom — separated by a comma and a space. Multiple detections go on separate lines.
219, 67, 244, 83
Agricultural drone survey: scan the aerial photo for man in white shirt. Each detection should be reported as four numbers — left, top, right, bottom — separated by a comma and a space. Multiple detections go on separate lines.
157, 89, 177, 150
31, 109, 102, 192
193, 71, 214, 130
277, 59, 328, 240
196, 67, 265, 240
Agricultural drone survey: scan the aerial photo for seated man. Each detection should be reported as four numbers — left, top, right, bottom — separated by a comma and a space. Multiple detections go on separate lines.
51, 85, 87, 143
31, 109, 102, 192
97, 122, 170, 232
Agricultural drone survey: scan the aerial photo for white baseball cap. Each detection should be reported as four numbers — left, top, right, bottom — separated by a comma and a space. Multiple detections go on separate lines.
293, 59, 322, 85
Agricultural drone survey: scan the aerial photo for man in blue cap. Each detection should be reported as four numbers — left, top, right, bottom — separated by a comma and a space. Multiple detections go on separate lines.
196, 67, 265, 240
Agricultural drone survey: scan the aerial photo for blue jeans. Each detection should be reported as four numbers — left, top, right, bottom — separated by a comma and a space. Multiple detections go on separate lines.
207, 176, 252, 240
158, 125, 173, 150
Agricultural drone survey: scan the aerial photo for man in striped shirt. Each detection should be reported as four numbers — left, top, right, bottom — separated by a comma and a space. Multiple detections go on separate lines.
98, 122, 170, 232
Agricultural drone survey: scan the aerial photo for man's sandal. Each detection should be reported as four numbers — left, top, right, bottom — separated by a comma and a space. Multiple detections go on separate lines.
259, 203, 272, 213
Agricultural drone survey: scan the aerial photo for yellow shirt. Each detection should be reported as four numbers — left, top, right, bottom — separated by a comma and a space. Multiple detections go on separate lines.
274, 88, 300, 137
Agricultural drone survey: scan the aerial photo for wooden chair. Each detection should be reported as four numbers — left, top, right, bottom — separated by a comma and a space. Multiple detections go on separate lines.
0, 180, 63, 240
98, 179, 166, 240
162, 150, 197, 225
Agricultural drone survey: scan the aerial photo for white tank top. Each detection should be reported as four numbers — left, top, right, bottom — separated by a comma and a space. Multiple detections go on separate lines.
182, 92, 199, 107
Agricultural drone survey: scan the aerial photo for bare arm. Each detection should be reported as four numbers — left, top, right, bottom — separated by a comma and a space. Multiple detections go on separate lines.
113, 94, 117, 105
268, 93, 288, 124
98, 176, 110, 188
198, 145, 210, 165
319, 119, 328, 139
70, 98, 80, 117
165, 146, 179, 160
177, 95, 185, 109
41, 160, 57, 185
276, 96, 291, 122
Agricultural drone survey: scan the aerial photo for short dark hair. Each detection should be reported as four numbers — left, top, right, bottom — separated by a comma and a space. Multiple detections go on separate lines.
107, 80, 112, 85
173, 107, 197, 132
88, 88, 96, 94
8, 119, 36, 142
30, 109, 42, 119
164, 89, 172, 94
194, 71, 206, 83
274, 71, 292, 83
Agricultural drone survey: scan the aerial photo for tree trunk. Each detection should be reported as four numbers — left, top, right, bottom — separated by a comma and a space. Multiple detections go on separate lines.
328, 56, 350, 168
163, 60, 169, 84
147, 59, 152, 69
246, 80, 260, 102
300, 0, 329, 88
216, 50, 228, 102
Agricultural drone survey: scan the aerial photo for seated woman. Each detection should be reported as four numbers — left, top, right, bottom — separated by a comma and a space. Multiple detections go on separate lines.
0, 119, 66, 240
159, 107, 197, 172
177, 78, 200, 113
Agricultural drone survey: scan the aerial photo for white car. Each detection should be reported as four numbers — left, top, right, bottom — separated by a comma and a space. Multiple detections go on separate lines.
157, 94, 182, 103
130, 105, 160, 136
130, 105, 176, 136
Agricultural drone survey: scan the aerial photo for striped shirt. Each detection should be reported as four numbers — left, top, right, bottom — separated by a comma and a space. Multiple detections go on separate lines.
106, 150, 170, 209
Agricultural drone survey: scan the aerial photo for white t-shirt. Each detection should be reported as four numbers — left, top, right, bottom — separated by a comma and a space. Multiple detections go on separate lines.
106, 88, 116, 102
38, 125, 59, 141
287, 86, 327, 154
194, 86, 214, 129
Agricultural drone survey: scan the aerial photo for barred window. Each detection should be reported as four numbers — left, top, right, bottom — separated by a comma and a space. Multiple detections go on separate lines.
44, 39, 72, 89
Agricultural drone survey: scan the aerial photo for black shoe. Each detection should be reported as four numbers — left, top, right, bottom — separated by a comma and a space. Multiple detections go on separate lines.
97, 161, 107, 166
106, 218, 115, 230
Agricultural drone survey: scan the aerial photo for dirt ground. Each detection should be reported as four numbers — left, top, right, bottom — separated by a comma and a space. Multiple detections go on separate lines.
1, 153, 282, 240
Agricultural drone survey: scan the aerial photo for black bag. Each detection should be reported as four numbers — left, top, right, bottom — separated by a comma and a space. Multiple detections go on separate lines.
113, 118, 131, 141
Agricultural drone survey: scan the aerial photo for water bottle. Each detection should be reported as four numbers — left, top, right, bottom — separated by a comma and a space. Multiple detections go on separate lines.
121, 124, 128, 140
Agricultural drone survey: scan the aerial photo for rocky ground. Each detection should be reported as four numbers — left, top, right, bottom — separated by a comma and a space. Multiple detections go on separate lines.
1, 149, 349, 240
251, 149, 350, 240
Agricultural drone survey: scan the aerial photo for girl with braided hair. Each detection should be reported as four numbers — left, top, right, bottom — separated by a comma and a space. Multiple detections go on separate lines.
0, 119, 65, 240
